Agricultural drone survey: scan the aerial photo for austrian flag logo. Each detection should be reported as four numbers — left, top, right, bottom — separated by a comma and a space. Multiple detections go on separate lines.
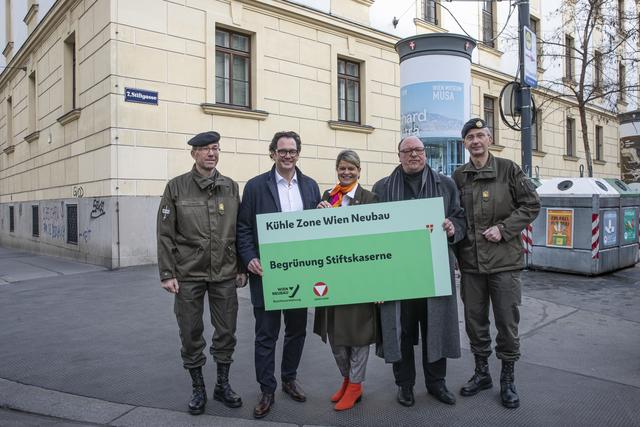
313, 282, 328, 297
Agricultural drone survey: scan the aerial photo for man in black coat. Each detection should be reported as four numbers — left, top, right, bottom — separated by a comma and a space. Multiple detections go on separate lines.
236, 131, 321, 419
373, 136, 465, 408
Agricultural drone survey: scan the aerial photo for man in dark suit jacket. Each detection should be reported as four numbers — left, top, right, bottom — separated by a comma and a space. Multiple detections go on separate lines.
236, 131, 321, 419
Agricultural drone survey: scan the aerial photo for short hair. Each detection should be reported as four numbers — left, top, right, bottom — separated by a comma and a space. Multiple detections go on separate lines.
269, 131, 302, 153
336, 150, 361, 169
397, 136, 422, 151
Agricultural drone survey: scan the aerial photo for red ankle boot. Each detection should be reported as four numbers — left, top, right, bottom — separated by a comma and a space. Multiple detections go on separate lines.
335, 383, 362, 411
330, 377, 349, 402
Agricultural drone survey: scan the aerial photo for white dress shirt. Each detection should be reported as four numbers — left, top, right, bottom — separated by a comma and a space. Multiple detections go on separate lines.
275, 170, 304, 212
339, 183, 359, 207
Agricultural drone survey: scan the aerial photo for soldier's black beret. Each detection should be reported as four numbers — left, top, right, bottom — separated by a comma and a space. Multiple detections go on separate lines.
188, 131, 220, 146
461, 118, 488, 139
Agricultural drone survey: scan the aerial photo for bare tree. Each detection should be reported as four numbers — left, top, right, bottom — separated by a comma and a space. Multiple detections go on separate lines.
536, 0, 640, 177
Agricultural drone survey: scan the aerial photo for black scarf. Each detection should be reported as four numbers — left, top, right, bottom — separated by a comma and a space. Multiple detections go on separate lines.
384, 164, 440, 202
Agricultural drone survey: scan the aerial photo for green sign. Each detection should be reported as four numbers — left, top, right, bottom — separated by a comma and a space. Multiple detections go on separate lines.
623, 207, 638, 244
256, 198, 452, 310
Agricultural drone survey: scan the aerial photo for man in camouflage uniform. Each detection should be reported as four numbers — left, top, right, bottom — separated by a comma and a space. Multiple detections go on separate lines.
453, 119, 540, 409
157, 131, 246, 414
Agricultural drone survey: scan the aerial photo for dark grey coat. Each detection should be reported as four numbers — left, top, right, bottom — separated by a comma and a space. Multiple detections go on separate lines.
372, 165, 465, 363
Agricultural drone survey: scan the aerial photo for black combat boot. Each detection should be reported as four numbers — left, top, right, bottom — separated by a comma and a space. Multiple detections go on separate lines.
213, 363, 243, 408
460, 355, 493, 396
188, 367, 207, 415
500, 361, 520, 409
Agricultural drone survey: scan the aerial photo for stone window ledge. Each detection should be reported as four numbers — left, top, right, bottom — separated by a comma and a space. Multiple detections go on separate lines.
3, 145, 15, 154
327, 121, 375, 134
352, 0, 374, 5
57, 108, 82, 126
532, 150, 546, 157
414, 18, 447, 34
200, 103, 268, 120
24, 3, 39, 25
489, 144, 505, 151
593, 159, 606, 165
24, 131, 40, 143
563, 155, 579, 162
477, 43, 503, 57
3, 42, 14, 58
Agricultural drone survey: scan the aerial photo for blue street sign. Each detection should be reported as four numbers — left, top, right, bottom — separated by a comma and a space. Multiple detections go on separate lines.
124, 88, 159, 105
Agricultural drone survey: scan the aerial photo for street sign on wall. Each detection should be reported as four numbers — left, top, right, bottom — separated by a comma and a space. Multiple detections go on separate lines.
124, 88, 158, 105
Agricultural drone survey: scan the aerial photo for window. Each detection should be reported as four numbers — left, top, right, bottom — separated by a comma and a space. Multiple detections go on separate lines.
595, 125, 604, 161
619, 61, 626, 102
566, 117, 576, 156
215, 28, 251, 108
6, 96, 12, 145
32, 205, 39, 237
28, 71, 37, 134
338, 58, 361, 123
531, 110, 541, 151
9, 206, 14, 232
423, 0, 439, 25
483, 96, 496, 144
565, 35, 574, 81
529, 16, 542, 69
594, 50, 602, 90
66, 204, 78, 244
482, 1, 495, 48
63, 33, 77, 111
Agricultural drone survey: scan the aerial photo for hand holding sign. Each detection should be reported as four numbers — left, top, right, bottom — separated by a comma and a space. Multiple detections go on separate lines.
256, 198, 453, 310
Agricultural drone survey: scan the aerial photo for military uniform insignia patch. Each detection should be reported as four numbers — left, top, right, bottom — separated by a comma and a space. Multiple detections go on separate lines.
482, 190, 490, 201
161, 206, 170, 220
218, 203, 225, 214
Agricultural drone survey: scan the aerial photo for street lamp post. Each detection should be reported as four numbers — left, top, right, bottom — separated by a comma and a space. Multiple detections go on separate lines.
518, 0, 533, 177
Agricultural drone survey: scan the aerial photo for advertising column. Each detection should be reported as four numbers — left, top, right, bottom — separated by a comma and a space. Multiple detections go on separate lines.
395, 34, 476, 175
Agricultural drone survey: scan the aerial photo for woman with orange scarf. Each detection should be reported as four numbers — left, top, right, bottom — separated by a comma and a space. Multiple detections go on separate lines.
313, 150, 379, 411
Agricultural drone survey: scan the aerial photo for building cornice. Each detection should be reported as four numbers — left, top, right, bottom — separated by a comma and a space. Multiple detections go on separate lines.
1, 0, 76, 87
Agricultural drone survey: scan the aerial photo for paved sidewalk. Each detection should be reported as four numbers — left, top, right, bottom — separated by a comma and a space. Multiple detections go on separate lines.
0, 245, 639, 426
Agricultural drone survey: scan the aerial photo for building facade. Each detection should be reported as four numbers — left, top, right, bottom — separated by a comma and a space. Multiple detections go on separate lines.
0, 0, 636, 267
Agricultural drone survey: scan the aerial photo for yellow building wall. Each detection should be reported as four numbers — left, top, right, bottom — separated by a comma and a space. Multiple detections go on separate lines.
108, 0, 401, 196
0, 0, 623, 208
0, 0, 113, 203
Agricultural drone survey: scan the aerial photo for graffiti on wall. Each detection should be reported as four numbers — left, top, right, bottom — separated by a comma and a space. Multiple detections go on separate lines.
90, 199, 106, 219
42, 202, 65, 240
79, 229, 92, 243
73, 186, 84, 198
